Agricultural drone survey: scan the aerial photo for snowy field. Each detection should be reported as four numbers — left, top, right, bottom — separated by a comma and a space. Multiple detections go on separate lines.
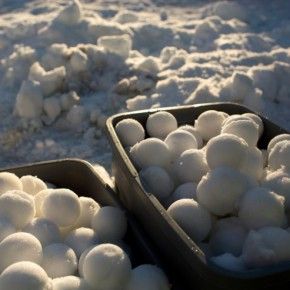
1, 0, 290, 171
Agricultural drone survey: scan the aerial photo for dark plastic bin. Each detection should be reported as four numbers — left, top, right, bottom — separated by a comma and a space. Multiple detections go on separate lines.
0, 159, 182, 289
106, 102, 290, 290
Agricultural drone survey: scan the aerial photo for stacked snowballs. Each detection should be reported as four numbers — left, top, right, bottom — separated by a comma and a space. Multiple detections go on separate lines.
0, 173, 170, 290
116, 109, 290, 272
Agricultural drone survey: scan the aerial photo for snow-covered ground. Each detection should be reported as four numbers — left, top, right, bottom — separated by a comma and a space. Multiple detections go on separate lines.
1, 0, 290, 171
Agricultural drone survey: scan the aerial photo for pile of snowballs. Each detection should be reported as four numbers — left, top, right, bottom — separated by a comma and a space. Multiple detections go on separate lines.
116, 109, 290, 272
0, 173, 170, 290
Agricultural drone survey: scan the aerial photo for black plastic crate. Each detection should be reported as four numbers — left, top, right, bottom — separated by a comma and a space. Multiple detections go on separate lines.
106, 102, 290, 290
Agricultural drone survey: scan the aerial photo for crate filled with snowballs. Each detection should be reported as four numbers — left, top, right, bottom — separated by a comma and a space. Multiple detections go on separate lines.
0, 172, 171, 290
114, 107, 290, 272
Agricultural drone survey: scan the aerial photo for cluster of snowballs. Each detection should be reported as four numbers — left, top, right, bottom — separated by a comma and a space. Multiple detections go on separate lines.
0, 172, 170, 290
116, 109, 290, 272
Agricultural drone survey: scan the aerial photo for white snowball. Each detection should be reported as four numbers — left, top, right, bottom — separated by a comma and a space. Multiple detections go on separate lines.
139, 166, 174, 200
211, 253, 245, 272
268, 140, 290, 171
178, 125, 203, 148
70, 49, 88, 73
206, 133, 249, 170
167, 199, 212, 242
130, 138, 171, 169
42, 243, 77, 278
66, 105, 87, 126
60, 91, 80, 111
0, 172, 22, 194
221, 119, 259, 147
54, 0, 82, 25
23, 218, 61, 247
267, 134, 290, 154
222, 114, 251, 127
126, 264, 170, 290
0, 190, 35, 229
20, 175, 47, 196
52, 276, 91, 290
146, 111, 178, 139
34, 189, 53, 217
91, 206, 127, 242
197, 167, 255, 216
43, 97, 61, 122
164, 130, 197, 160
42, 188, 81, 227
135, 57, 160, 76
115, 118, 145, 147
75, 197, 100, 228
242, 113, 264, 137
174, 149, 208, 183
209, 217, 248, 257
0, 232, 43, 272
0, 217, 16, 242
83, 244, 131, 290
238, 187, 286, 230
194, 110, 227, 141
78, 246, 95, 277
0, 261, 52, 290
65, 227, 99, 258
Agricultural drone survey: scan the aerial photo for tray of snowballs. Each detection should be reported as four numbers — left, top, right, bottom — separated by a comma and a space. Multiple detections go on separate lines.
106, 102, 290, 290
0, 159, 176, 290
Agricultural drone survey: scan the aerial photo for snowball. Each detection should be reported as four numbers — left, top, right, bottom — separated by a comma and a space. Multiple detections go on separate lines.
54, 0, 82, 25
66, 105, 87, 126
23, 218, 61, 247
0, 172, 22, 195
97, 34, 132, 60
126, 264, 170, 290
242, 113, 264, 137
135, 57, 160, 76
222, 115, 251, 127
114, 11, 139, 24
130, 138, 171, 169
115, 118, 145, 147
20, 175, 47, 196
52, 276, 90, 290
209, 217, 247, 257
15, 80, 43, 119
74, 197, 100, 228
267, 134, 290, 154
0, 262, 52, 290
0, 190, 35, 229
0, 217, 16, 242
213, 1, 247, 21
206, 133, 249, 170
83, 244, 131, 289
42, 243, 77, 278
178, 125, 203, 148
221, 119, 259, 147
34, 189, 53, 217
42, 188, 81, 227
211, 253, 245, 272
69, 49, 88, 73
43, 97, 61, 122
194, 110, 227, 141
60, 91, 80, 111
78, 246, 95, 277
165, 130, 197, 160
65, 227, 98, 258
0, 232, 43, 272
167, 199, 212, 242
146, 111, 178, 139
91, 206, 127, 242
197, 167, 255, 216
140, 166, 174, 200
268, 140, 290, 171
238, 187, 286, 230
174, 149, 208, 183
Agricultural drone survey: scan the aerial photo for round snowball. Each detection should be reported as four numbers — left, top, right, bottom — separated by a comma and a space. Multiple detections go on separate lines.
165, 130, 197, 159
222, 115, 252, 128
0, 172, 22, 195
174, 149, 208, 183
139, 166, 174, 200
65, 227, 99, 257
206, 134, 249, 170
34, 189, 53, 217
78, 246, 95, 277
75, 197, 100, 228
268, 140, 290, 171
83, 244, 131, 290
194, 110, 227, 141
242, 113, 264, 137
23, 218, 61, 247
21, 175, 47, 196
267, 134, 290, 154
52, 276, 91, 290
0, 190, 35, 229
126, 264, 170, 290
130, 138, 171, 169
42, 243, 77, 278
0, 261, 52, 290
238, 187, 286, 230
0, 232, 43, 272
167, 199, 212, 242
115, 118, 145, 147
42, 188, 81, 227
146, 111, 178, 139
178, 125, 203, 148
211, 253, 245, 272
221, 119, 259, 147
197, 167, 256, 216
91, 206, 127, 242
0, 217, 16, 242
